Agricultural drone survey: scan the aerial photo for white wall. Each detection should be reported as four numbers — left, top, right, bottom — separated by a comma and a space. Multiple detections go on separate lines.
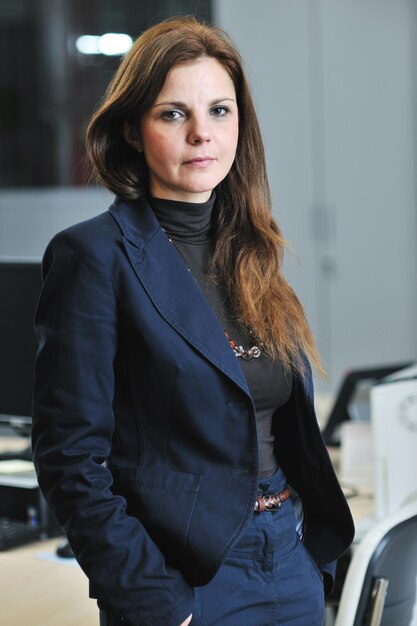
214, 0, 417, 390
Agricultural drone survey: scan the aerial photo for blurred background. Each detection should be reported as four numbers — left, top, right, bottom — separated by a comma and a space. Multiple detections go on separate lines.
0, 3, 417, 625
1, 0, 416, 391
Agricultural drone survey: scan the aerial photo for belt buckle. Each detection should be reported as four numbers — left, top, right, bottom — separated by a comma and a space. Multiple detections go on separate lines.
255, 493, 282, 513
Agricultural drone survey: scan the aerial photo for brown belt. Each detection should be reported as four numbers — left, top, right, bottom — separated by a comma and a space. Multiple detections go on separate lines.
254, 487, 291, 512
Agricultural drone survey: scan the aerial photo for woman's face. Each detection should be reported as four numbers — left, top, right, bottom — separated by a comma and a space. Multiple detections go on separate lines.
135, 57, 239, 202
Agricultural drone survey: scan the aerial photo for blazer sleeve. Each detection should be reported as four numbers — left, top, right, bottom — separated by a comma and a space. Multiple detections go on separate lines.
31, 231, 194, 626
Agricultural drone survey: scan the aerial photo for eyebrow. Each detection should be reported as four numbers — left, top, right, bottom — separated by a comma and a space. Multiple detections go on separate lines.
152, 97, 236, 109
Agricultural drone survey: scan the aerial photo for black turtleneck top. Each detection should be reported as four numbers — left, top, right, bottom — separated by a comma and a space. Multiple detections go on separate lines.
149, 194, 292, 478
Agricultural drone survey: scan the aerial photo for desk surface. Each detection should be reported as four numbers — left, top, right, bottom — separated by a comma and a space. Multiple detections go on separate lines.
0, 538, 97, 626
327, 446, 374, 530
0, 436, 97, 626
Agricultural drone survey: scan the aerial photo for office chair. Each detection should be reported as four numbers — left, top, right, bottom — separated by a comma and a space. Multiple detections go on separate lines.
335, 498, 417, 626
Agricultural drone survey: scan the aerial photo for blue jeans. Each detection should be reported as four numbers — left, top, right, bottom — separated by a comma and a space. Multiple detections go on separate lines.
189, 466, 324, 625
99, 467, 324, 625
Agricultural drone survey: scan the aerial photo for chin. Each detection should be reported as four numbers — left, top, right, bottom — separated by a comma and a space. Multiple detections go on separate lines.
182, 177, 224, 196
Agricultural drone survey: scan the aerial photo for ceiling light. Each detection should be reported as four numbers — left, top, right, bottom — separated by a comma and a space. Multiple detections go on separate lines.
75, 33, 133, 56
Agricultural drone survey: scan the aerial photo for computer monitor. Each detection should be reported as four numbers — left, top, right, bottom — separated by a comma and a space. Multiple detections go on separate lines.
371, 377, 417, 519
0, 259, 42, 438
0, 259, 63, 537
322, 363, 414, 446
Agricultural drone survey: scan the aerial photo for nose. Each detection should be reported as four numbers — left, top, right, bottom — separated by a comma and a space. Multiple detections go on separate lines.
187, 114, 211, 145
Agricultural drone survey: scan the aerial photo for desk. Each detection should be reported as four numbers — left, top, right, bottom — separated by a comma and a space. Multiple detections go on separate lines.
0, 538, 97, 626
0, 436, 97, 626
327, 446, 374, 534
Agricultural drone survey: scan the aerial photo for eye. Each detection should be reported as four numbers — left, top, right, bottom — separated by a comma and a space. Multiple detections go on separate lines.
210, 105, 230, 117
160, 109, 184, 121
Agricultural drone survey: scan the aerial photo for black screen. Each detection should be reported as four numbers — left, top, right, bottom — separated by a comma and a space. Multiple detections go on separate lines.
0, 261, 42, 422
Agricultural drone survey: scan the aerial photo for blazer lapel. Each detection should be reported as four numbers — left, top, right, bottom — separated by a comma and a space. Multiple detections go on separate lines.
109, 197, 251, 397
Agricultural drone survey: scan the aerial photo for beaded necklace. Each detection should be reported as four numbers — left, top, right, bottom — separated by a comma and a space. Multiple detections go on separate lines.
163, 229, 262, 360
225, 332, 262, 360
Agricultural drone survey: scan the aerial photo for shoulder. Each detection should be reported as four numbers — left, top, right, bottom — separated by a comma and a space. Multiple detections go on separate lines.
50, 207, 118, 250
43, 195, 149, 263
46, 195, 159, 261
42, 213, 116, 280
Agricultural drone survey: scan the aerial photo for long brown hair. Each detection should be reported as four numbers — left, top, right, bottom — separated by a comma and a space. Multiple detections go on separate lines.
86, 16, 324, 377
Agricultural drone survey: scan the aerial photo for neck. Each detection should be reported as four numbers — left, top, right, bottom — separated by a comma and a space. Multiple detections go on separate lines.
148, 193, 216, 244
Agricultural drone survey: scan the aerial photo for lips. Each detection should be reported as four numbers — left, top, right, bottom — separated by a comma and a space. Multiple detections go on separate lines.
184, 157, 215, 167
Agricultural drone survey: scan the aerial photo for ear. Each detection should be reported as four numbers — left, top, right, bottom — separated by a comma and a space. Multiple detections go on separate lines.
123, 121, 142, 152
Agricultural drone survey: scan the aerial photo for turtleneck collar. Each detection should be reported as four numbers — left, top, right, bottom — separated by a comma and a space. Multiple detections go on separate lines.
148, 192, 215, 244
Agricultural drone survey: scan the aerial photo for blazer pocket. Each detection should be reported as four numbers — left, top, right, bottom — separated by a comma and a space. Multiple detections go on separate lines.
111, 467, 203, 563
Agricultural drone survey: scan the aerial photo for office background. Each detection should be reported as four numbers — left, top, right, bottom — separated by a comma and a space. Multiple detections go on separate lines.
1, 0, 416, 391
0, 1, 417, 625
216, 0, 417, 392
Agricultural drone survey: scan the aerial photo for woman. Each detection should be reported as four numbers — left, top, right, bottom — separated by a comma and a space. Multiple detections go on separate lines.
32, 16, 354, 626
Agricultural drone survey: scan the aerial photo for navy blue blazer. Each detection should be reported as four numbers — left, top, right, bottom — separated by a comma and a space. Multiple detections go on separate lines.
32, 196, 354, 626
